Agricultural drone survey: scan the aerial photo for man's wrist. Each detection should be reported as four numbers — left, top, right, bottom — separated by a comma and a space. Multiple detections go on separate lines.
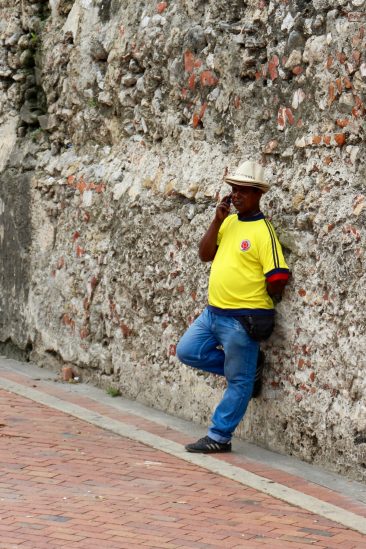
213, 216, 224, 227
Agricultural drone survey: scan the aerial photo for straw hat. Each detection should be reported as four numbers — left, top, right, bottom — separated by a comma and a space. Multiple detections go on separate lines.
224, 160, 270, 193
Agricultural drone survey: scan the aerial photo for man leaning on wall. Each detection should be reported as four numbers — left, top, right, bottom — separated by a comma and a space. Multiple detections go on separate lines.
177, 160, 290, 453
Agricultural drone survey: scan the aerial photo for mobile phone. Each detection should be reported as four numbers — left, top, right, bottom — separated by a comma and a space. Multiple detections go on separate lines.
224, 194, 232, 206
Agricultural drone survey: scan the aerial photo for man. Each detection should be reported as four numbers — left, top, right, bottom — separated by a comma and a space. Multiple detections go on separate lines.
176, 160, 290, 453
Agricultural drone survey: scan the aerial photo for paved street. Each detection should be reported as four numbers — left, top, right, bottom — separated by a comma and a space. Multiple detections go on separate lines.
0, 358, 365, 549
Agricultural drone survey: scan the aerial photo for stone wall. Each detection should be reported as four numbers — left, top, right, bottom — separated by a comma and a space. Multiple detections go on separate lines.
0, 0, 365, 480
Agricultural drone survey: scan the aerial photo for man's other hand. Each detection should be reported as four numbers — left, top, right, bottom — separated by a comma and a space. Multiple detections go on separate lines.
266, 279, 288, 298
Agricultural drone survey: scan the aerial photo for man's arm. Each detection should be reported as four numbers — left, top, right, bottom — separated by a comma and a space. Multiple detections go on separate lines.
199, 195, 231, 262
266, 278, 288, 301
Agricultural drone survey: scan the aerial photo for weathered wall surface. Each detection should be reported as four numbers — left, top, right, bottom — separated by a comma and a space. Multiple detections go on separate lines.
1, 0, 365, 480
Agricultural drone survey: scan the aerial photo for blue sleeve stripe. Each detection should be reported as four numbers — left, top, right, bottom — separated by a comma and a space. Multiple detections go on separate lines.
264, 219, 279, 268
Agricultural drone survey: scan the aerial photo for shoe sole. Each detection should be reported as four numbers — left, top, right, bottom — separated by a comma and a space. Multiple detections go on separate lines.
185, 446, 232, 454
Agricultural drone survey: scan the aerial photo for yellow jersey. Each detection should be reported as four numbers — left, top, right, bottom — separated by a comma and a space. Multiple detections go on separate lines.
208, 213, 289, 314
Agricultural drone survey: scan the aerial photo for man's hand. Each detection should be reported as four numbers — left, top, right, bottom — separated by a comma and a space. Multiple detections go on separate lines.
215, 194, 232, 223
266, 279, 288, 300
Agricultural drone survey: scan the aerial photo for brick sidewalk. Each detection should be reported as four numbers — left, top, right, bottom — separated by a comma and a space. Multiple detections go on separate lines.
0, 384, 366, 548
1, 366, 366, 520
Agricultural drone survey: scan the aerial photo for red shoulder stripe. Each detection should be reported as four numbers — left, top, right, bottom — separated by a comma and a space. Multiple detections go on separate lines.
266, 272, 290, 282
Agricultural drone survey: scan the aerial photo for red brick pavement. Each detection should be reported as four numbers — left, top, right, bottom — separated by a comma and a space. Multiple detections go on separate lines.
1, 369, 365, 519
0, 385, 366, 548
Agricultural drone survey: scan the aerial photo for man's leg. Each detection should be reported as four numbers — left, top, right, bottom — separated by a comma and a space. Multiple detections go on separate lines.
185, 315, 259, 453
251, 350, 265, 399
176, 308, 225, 376
208, 316, 259, 443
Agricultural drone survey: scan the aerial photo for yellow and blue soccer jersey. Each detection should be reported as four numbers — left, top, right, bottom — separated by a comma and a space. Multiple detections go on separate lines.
208, 213, 289, 314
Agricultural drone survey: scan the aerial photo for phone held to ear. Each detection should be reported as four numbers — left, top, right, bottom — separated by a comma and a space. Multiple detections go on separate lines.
223, 194, 232, 206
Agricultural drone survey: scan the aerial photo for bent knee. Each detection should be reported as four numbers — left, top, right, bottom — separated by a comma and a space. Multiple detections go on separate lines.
176, 340, 190, 365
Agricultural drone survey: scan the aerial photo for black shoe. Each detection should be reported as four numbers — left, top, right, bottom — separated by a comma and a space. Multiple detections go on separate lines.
185, 435, 232, 454
251, 350, 265, 399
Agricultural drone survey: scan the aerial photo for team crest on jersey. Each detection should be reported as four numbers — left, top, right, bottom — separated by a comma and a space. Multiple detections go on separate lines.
240, 239, 251, 251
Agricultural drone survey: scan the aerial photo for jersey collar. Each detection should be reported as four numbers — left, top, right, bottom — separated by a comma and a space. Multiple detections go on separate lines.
237, 212, 264, 222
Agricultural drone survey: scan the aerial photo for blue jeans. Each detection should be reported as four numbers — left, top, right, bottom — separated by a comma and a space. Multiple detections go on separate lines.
176, 307, 259, 443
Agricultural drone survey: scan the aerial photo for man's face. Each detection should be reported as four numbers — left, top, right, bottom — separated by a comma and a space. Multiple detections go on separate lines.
229, 184, 262, 215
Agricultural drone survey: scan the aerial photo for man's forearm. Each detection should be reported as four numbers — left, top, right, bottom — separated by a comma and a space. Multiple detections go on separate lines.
199, 194, 231, 262
266, 279, 288, 297
199, 218, 222, 262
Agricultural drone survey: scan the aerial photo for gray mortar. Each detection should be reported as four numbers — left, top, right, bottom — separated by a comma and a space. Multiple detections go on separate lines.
0, 0, 366, 480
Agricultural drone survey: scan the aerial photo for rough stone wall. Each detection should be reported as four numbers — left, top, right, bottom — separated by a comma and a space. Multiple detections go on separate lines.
1, 0, 366, 480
